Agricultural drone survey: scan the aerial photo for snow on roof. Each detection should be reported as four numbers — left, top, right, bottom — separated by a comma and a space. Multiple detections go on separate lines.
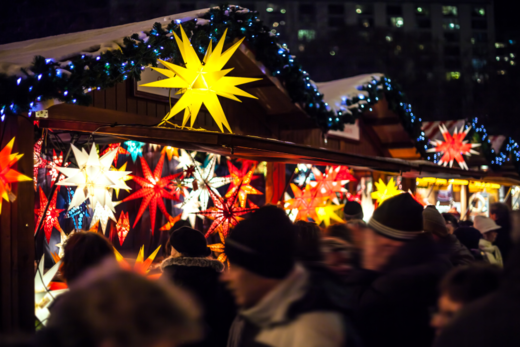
316, 73, 383, 114
0, 9, 207, 76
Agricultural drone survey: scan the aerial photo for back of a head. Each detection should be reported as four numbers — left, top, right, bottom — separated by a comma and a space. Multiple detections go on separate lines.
423, 206, 449, 237
454, 227, 482, 250
61, 232, 115, 285
326, 223, 354, 243
226, 205, 296, 279
43, 271, 201, 347
442, 213, 459, 229
490, 202, 511, 230
294, 220, 323, 262
440, 264, 502, 304
343, 200, 363, 220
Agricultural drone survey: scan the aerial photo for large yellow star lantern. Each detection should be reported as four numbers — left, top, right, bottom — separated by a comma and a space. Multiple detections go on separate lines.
371, 178, 403, 206
0, 137, 32, 214
140, 25, 261, 133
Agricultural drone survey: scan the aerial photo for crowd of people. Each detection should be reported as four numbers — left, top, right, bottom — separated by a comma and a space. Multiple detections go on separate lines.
3, 195, 518, 347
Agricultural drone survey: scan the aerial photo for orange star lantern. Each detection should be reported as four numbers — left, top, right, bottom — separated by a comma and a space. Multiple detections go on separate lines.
122, 153, 182, 233
110, 211, 131, 246
114, 245, 161, 278
198, 185, 258, 238
285, 183, 314, 210
208, 231, 230, 268
226, 162, 262, 208
35, 188, 65, 243
161, 146, 179, 161
101, 143, 130, 165
427, 124, 480, 170
0, 137, 32, 214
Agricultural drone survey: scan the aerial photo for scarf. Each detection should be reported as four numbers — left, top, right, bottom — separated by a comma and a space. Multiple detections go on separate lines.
479, 239, 503, 267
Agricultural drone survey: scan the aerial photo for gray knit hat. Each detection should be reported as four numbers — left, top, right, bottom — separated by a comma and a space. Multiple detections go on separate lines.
423, 206, 449, 237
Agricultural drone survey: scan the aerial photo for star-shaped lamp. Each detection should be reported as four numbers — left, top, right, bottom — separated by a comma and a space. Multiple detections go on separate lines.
34, 137, 45, 191
110, 211, 130, 246
176, 199, 202, 227
101, 143, 130, 165
371, 178, 403, 206
427, 124, 480, 170
45, 150, 69, 186
208, 231, 230, 268
197, 184, 258, 238
124, 141, 145, 163
176, 149, 200, 170
0, 137, 32, 214
162, 146, 179, 161
140, 25, 261, 133
225, 163, 262, 207
315, 203, 344, 227
35, 188, 65, 243
114, 245, 161, 276
112, 162, 133, 198
309, 166, 350, 204
89, 202, 117, 233
122, 152, 181, 233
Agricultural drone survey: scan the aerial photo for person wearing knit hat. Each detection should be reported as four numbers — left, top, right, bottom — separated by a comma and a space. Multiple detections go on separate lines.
345, 193, 453, 347
474, 216, 503, 267
161, 227, 233, 347
344, 200, 364, 221
223, 205, 360, 347
423, 206, 474, 266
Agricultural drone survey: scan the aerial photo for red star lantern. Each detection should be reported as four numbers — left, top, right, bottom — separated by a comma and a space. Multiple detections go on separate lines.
33, 137, 45, 191
110, 211, 130, 246
309, 166, 350, 202
226, 163, 262, 207
295, 195, 327, 222
122, 152, 181, 233
333, 166, 357, 182
0, 137, 32, 214
45, 150, 69, 186
427, 124, 480, 170
35, 187, 65, 243
101, 143, 130, 166
346, 191, 362, 204
198, 185, 258, 238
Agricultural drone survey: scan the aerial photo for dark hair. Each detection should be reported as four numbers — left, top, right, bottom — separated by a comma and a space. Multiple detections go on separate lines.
454, 227, 482, 251
325, 223, 353, 243
442, 213, 459, 229
61, 232, 115, 284
440, 265, 502, 303
490, 203, 511, 232
294, 220, 323, 262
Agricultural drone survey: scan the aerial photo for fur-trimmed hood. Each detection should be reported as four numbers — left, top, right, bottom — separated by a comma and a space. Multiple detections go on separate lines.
161, 256, 224, 273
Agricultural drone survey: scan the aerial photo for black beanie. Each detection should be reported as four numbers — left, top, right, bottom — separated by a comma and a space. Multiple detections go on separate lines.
225, 205, 296, 279
170, 227, 211, 257
168, 219, 191, 237
368, 193, 424, 241
343, 200, 363, 220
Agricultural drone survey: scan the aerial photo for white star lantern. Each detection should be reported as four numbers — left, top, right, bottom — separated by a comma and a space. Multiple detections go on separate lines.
57, 143, 131, 211
184, 156, 232, 211
89, 202, 118, 233
35, 255, 67, 325
176, 149, 201, 170
176, 199, 203, 227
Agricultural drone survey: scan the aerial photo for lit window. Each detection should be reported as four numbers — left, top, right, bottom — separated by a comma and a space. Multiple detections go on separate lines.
330, 51, 336, 56
390, 17, 404, 27
443, 19, 460, 30
281, 8, 286, 14
496, 56, 500, 61
442, 6, 458, 16
471, 38, 475, 44
298, 29, 316, 41
417, 7, 423, 13
511, 53, 515, 58
505, 57, 509, 62
416, 6, 430, 16
498, 70, 507, 75
495, 43, 505, 48
270, 29, 276, 34
273, 22, 279, 27
446, 71, 461, 80
386, 35, 392, 42
299, 44, 305, 52
356, 7, 362, 14
419, 44, 424, 50
267, 7, 273, 12
512, 61, 516, 66
473, 7, 486, 16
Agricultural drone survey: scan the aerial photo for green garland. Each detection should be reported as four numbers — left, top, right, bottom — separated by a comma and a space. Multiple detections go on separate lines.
0, 4, 427, 158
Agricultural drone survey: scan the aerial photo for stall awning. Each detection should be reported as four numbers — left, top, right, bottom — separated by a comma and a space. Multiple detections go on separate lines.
36, 103, 514, 182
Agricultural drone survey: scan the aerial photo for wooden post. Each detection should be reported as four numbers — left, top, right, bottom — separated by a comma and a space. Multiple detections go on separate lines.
265, 163, 286, 205
0, 114, 35, 333
460, 184, 468, 221
401, 177, 417, 194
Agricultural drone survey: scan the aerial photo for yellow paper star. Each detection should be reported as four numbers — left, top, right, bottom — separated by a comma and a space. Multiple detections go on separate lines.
112, 162, 133, 198
140, 25, 261, 133
315, 203, 344, 227
161, 146, 179, 161
371, 178, 403, 206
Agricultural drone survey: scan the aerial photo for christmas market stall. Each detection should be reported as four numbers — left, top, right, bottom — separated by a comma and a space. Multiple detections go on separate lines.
2, 5, 520, 332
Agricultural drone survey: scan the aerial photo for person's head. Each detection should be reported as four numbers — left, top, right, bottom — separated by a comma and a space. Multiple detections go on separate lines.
490, 202, 511, 230
474, 215, 501, 243
431, 265, 501, 335
454, 227, 483, 250
423, 206, 449, 238
294, 220, 323, 262
325, 223, 353, 244
346, 219, 367, 248
61, 232, 115, 285
42, 271, 202, 347
343, 200, 363, 221
442, 213, 459, 234
164, 220, 192, 255
321, 237, 358, 277
169, 227, 211, 258
222, 205, 296, 308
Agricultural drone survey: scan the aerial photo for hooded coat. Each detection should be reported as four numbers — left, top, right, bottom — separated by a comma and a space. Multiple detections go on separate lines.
161, 257, 236, 347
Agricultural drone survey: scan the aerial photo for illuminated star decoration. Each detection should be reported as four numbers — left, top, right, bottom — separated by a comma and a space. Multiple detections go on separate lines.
140, 25, 261, 133
198, 184, 258, 238
176, 199, 202, 227
371, 178, 403, 206
309, 166, 351, 204
65, 188, 90, 230
184, 156, 232, 211
177, 149, 200, 170
284, 184, 327, 222
55, 230, 73, 258
57, 143, 131, 212
35, 255, 68, 325
162, 146, 179, 161
110, 211, 130, 246
101, 143, 130, 165
124, 141, 145, 163
122, 152, 181, 233
35, 188, 65, 243
160, 213, 182, 231
226, 162, 262, 208
427, 124, 480, 170
315, 203, 345, 227
0, 137, 32, 214
45, 150, 69, 186
112, 162, 133, 198
208, 231, 229, 268
34, 137, 45, 191
114, 245, 162, 276
89, 202, 117, 233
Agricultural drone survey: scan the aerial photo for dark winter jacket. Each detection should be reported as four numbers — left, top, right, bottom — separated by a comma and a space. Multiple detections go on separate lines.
161, 257, 236, 347
438, 234, 475, 266
345, 234, 452, 347
433, 245, 520, 347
